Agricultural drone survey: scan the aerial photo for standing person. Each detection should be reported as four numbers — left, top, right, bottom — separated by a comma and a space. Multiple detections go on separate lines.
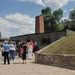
27, 42, 33, 59
16, 42, 21, 57
21, 43, 27, 64
30, 40, 34, 50
33, 42, 39, 52
3, 40, 10, 65
9, 41, 16, 61
0, 42, 4, 57
30, 40, 34, 55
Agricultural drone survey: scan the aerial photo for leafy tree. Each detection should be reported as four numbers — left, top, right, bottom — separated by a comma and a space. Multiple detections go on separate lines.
56, 24, 64, 31
69, 20, 75, 31
61, 19, 69, 30
68, 7, 75, 31
53, 8, 63, 24
40, 7, 63, 32
60, 7, 75, 31
69, 8, 75, 21
0, 31, 2, 38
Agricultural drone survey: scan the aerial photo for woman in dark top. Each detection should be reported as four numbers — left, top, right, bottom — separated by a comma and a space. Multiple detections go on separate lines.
22, 43, 27, 64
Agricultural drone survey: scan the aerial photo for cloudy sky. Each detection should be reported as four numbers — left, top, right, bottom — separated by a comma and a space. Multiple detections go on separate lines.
0, 0, 75, 38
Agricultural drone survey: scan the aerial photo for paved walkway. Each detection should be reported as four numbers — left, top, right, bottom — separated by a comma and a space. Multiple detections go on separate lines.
0, 52, 75, 75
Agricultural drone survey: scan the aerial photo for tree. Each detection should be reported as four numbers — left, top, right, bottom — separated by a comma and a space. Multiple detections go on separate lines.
61, 19, 69, 30
60, 7, 75, 31
41, 7, 54, 32
40, 7, 63, 32
53, 8, 63, 24
56, 24, 64, 31
69, 7, 75, 21
69, 7, 75, 31
68, 20, 75, 31
0, 31, 2, 38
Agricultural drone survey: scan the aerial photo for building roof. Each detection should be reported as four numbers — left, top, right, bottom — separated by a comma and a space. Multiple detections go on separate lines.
0, 38, 9, 40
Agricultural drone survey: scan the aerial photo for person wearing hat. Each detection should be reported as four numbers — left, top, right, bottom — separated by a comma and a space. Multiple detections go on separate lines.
3, 40, 10, 65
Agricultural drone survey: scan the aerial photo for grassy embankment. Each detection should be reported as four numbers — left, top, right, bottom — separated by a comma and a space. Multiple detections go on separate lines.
42, 32, 75, 55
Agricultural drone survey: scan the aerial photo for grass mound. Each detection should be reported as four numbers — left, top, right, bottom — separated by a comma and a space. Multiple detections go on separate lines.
42, 32, 75, 55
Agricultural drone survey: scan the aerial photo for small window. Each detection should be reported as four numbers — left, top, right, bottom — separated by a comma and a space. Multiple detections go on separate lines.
41, 38, 50, 45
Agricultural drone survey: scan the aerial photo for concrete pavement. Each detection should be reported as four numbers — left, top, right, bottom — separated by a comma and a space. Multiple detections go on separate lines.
0, 53, 75, 75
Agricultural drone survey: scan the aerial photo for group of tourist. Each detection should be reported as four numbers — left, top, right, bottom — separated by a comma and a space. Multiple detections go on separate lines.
0, 40, 39, 65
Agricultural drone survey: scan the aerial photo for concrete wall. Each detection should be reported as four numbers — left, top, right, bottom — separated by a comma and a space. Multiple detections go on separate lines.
10, 31, 66, 49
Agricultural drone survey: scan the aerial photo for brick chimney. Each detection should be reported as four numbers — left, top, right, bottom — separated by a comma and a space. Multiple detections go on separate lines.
35, 16, 44, 33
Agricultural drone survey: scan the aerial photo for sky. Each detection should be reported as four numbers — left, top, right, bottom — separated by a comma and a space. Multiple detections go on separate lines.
0, 0, 75, 38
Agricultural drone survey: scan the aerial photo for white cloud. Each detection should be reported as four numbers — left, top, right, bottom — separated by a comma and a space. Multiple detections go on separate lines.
70, 8, 74, 11
61, 16, 69, 20
27, 0, 44, 6
0, 17, 13, 37
0, 13, 35, 38
43, 0, 69, 8
17, 0, 72, 8
18, 0, 26, 2
70, 0, 75, 1
63, 10, 67, 13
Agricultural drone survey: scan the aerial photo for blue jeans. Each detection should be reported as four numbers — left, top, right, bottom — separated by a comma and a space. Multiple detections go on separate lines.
9, 50, 15, 60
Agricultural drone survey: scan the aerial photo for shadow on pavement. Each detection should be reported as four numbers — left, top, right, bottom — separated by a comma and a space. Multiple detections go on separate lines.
31, 62, 75, 70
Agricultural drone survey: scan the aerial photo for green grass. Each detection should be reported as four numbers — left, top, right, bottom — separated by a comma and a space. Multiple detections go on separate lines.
42, 32, 75, 55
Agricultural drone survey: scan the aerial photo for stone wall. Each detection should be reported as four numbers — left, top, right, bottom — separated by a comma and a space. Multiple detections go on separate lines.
66, 29, 74, 36
35, 53, 75, 67
35, 35, 75, 68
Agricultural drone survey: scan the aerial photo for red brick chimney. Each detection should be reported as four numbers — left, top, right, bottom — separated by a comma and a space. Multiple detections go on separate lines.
35, 16, 44, 33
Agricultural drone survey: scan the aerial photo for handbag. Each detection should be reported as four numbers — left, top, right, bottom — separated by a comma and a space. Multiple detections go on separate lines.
1, 47, 4, 52
20, 48, 24, 54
